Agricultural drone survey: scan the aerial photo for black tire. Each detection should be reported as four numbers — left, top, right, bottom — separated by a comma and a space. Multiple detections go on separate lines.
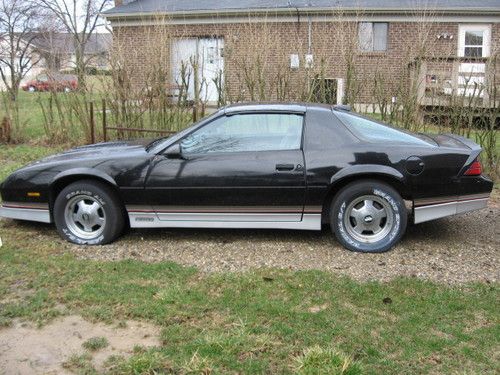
53, 180, 125, 245
330, 180, 407, 253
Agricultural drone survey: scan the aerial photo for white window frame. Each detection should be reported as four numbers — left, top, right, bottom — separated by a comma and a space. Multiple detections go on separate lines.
458, 24, 491, 58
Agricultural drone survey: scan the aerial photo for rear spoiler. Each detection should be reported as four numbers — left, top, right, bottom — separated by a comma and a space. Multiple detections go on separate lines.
444, 134, 483, 177
444, 133, 482, 151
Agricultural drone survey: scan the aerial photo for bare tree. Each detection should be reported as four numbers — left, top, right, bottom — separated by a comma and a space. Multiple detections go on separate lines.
38, 0, 111, 89
0, 0, 42, 101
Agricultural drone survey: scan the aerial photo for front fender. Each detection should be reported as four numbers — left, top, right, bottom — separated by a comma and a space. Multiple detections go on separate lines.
51, 168, 118, 188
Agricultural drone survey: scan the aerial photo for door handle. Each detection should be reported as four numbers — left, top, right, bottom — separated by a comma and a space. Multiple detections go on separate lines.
276, 163, 295, 171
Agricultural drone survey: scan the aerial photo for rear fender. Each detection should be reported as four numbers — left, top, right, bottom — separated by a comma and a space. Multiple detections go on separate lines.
330, 165, 405, 185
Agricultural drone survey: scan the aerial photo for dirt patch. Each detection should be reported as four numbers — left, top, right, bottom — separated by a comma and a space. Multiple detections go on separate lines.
0, 315, 159, 374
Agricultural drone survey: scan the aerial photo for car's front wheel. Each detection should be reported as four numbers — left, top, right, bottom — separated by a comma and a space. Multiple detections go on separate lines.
54, 180, 125, 245
330, 180, 407, 253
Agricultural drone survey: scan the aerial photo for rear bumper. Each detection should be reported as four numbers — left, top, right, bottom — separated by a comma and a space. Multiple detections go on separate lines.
414, 193, 490, 224
0, 202, 51, 223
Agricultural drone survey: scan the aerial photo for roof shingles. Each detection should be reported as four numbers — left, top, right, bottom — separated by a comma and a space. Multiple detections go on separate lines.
104, 0, 500, 16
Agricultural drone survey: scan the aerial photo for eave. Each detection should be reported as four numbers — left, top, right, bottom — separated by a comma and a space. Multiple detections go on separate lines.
103, 6, 500, 20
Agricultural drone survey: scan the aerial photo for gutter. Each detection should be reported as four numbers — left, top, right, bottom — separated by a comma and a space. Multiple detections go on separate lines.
102, 7, 500, 20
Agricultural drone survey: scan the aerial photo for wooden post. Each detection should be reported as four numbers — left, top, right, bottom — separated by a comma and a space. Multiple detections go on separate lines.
89, 101, 95, 144
192, 105, 198, 122
102, 99, 107, 142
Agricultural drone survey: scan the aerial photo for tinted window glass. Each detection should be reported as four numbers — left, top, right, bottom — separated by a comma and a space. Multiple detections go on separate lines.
335, 111, 432, 146
181, 113, 303, 154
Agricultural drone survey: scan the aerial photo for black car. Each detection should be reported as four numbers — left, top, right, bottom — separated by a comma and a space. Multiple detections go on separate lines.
0, 103, 493, 252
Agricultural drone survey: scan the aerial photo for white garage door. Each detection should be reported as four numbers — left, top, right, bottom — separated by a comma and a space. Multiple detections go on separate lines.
171, 37, 224, 104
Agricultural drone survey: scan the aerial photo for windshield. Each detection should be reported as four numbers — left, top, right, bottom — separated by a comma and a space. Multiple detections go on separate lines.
146, 135, 173, 151
145, 111, 222, 152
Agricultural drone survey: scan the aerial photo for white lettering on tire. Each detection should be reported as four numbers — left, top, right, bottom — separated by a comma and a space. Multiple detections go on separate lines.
374, 188, 401, 242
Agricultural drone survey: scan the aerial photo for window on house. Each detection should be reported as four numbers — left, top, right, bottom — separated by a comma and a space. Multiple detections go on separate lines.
358, 22, 388, 52
458, 25, 491, 58
310, 78, 338, 104
464, 31, 483, 57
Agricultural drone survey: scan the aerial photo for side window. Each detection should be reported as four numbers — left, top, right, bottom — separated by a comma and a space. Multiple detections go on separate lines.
180, 113, 303, 154
334, 111, 433, 146
458, 25, 491, 58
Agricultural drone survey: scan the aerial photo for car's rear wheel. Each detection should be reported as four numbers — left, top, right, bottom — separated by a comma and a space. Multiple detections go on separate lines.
54, 180, 125, 245
28, 86, 36, 92
330, 180, 407, 253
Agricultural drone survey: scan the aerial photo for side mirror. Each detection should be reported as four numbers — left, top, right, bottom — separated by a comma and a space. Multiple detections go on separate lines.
164, 143, 183, 159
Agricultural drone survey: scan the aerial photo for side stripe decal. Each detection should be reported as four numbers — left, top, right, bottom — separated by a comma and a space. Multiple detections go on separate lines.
126, 205, 323, 214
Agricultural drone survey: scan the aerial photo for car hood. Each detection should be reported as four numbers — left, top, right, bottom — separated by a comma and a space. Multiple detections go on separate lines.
30, 139, 153, 166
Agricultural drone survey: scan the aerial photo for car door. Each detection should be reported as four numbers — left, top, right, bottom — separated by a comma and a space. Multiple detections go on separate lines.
145, 112, 306, 222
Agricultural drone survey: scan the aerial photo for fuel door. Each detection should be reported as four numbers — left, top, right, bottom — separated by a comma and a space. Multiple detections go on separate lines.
405, 156, 425, 176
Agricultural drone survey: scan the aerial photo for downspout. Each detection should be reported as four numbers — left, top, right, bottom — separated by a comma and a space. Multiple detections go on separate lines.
291, 1, 312, 53
307, 2, 312, 55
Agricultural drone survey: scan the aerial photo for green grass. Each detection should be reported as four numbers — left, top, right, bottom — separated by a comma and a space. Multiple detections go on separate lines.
82, 337, 109, 351
293, 346, 362, 375
63, 352, 98, 374
0, 79, 109, 141
0, 229, 498, 374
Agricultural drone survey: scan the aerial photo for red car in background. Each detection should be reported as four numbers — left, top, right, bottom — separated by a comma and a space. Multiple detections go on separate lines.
22, 73, 78, 92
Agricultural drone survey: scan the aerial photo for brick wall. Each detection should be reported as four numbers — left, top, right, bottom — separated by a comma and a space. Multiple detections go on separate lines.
111, 19, 500, 105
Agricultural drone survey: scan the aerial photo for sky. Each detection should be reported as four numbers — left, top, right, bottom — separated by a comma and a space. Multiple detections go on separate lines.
53, 0, 113, 34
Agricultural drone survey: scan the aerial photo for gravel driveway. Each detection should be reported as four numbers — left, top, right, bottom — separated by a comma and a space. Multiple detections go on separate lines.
63, 199, 500, 284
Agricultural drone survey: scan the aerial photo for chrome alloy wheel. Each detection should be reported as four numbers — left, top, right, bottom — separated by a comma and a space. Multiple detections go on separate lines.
64, 195, 106, 239
343, 194, 394, 243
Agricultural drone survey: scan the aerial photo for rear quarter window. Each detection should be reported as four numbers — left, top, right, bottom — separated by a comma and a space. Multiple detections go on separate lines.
334, 111, 433, 146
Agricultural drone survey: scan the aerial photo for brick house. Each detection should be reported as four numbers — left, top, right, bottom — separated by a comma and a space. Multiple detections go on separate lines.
104, 0, 500, 109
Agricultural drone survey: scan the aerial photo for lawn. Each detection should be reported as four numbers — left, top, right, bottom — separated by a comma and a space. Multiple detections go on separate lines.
0, 229, 499, 374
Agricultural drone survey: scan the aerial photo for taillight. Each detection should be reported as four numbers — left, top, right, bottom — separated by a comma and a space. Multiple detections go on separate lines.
464, 159, 482, 176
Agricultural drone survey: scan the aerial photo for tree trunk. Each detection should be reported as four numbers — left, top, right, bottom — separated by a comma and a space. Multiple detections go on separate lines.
74, 45, 86, 91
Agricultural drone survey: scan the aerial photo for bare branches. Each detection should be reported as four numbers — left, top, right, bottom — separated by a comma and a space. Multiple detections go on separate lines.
37, 0, 112, 87
0, 0, 46, 101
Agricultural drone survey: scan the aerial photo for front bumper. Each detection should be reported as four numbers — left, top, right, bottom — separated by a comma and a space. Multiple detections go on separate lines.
413, 193, 490, 224
0, 202, 52, 223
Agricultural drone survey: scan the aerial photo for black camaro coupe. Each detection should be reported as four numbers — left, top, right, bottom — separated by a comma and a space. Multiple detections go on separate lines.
0, 103, 493, 252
